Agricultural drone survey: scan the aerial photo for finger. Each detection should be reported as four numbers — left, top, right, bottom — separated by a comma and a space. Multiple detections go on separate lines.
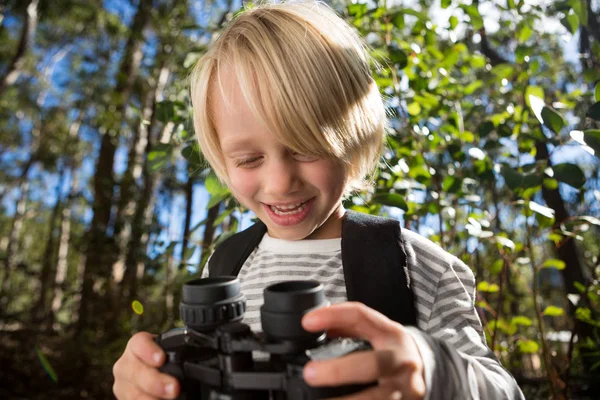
128, 331, 165, 367
113, 379, 160, 400
129, 361, 180, 399
329, 384, 403, 400
304, 348, 418, 387
302, 302, 402, 343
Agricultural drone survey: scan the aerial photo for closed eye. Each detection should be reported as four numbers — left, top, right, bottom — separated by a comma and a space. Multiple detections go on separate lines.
291, 152, 319, 162
234, 156, 263, 168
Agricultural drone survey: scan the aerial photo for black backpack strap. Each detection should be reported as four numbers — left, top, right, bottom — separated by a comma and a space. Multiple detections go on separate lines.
207, 221, 267, 277
341, 210, 417, 326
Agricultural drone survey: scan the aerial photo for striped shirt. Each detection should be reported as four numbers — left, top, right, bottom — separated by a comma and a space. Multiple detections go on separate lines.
203, 227, 524, 400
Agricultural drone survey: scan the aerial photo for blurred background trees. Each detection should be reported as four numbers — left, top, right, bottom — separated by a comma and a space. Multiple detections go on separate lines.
0, 0, 599, 398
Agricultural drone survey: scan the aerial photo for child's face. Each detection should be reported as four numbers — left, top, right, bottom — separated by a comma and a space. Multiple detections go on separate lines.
211, 69, 347, 240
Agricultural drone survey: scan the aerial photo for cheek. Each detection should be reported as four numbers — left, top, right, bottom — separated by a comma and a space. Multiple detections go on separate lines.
227, 169, 258, 200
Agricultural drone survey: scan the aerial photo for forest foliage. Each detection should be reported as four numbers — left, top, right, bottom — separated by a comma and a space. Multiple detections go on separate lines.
0, 0, 599, 398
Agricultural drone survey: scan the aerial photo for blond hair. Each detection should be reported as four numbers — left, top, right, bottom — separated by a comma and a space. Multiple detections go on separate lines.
190, 0, 386, 192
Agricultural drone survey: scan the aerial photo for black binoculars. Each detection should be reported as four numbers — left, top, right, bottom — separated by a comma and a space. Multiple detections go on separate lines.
155, 277, 373, 399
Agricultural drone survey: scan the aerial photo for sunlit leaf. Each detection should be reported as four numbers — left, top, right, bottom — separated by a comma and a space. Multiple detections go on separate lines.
543, 305, 564, 317
449, 15, 458, 30
407, 102, 421, 116
477, 281, 500, 293
519, 340, 539, 353
511, 316, 533, 326
542, 258, 566, 270
495, 236, 515, 250
529, 201, 555, 219
595, 82, 600, 102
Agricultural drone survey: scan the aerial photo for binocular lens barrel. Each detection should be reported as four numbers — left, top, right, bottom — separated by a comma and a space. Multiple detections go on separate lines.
180, 277, 246, 331
261, 281, 327, 343
179, 277, 327, 342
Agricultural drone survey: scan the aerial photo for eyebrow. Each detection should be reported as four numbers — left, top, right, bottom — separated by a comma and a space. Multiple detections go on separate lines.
220, 137, 257, 153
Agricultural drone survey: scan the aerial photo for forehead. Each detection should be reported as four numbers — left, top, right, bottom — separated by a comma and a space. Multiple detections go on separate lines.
209, 65, 270, 147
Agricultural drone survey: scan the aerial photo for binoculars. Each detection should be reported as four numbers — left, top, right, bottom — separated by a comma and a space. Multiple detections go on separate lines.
155, 277, 373, 399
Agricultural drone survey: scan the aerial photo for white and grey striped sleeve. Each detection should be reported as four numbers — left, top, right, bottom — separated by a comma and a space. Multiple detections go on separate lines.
402, 229, 524, 400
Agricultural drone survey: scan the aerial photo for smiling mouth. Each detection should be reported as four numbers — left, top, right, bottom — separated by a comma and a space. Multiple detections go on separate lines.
267, 200, 310, 215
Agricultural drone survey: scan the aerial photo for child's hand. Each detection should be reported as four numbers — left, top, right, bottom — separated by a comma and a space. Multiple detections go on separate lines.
112, 331, 180, 399
302, 302, 426, 400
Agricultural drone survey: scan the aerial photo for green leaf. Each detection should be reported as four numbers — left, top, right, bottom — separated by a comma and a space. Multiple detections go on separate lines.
477, 281, 500, 293
460, 5, 483, 30
511, 316, 533, 326
517, 24, 533, 42
561, 13, 579, 34
392, 13, 405, 30
181, 143, 203, 166
595, 82, 600, 102
213, 231, 236, 248
205, 173, 229, 196
491, 64, 514, 80
156, 101, 175, 123
464, 80, 483, 95
441, 0, 451, 9
552, 163, 586, 189
543, 305, 565, 317
570, 0, 588, 28
147, 143, 172, 171
372, 193, 408, 211
388, 47, 408, 68
407, 102, 421, 116
184, 51, 203, 69
449, 15, 458, 30
525, 86, 544, 109
541, 107, 566, 134
519, 340, 539, 353
35, 347, 58, 383
588, 102, 600, 121
542, 258, 566, 270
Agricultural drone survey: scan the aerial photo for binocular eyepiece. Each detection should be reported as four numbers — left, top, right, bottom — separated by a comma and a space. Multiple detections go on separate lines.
180, 277, 327, 344
155, 277, 373, 399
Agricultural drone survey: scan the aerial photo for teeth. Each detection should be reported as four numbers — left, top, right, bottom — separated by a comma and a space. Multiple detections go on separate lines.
269, 201, 307, 215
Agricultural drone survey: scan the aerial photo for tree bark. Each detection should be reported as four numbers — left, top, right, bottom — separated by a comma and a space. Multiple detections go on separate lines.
0, 0, 39, 95
179, 177, 194, 271
0, 180, 29, 311
31, 166, 66, 323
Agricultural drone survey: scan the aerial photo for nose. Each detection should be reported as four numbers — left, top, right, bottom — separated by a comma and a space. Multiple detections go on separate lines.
263, 156, 301, 197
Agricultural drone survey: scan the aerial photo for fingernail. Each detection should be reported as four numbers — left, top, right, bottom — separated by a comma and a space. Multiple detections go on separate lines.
303, 314, 316, 328
153, 352, 163, 364
304, 365, 317, 381
165, 382, 175, 396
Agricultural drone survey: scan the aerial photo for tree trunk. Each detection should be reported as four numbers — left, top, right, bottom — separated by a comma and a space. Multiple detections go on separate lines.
121, 66, 171, 304
0, 180, 29, 311
77, 0, 152, 334
32, 167, 66, 323
179, 177, 194, 271
0, 0, 39, 95
50, 118, 82, 327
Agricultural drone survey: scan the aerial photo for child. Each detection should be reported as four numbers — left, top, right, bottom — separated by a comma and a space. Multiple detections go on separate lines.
112, 1, 525, 399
